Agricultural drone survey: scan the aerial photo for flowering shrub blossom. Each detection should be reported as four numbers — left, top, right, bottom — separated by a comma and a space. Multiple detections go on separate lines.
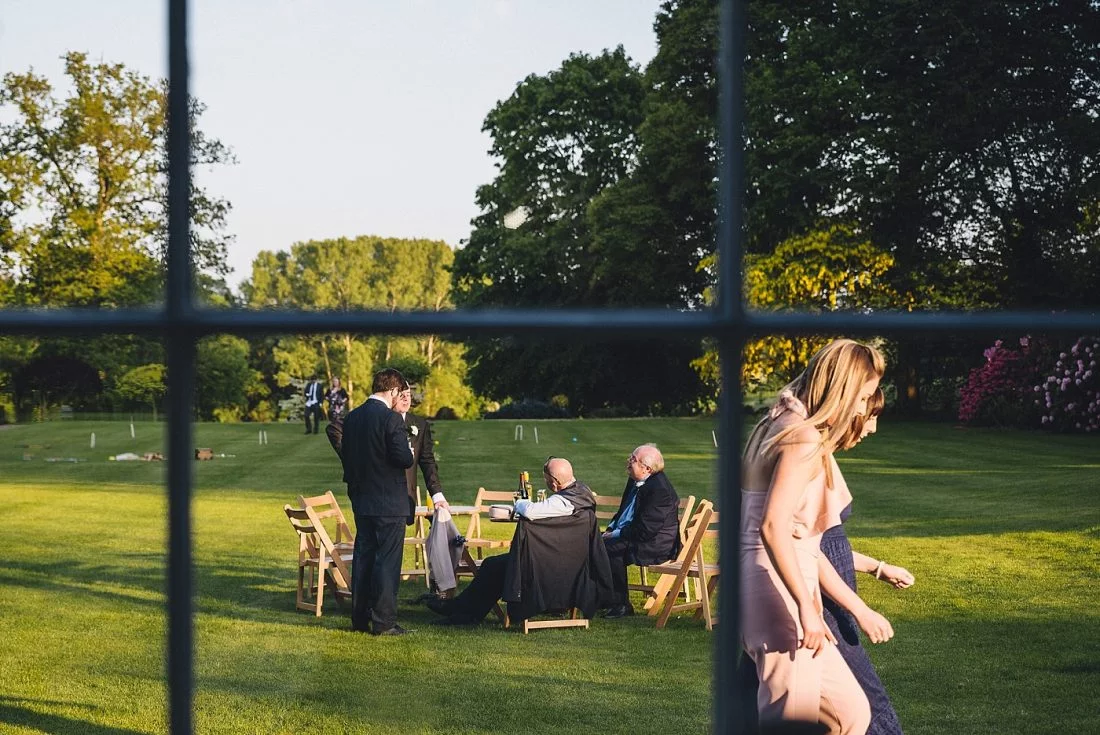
958, 337, 1045, 426
1034, 337, 1100, 433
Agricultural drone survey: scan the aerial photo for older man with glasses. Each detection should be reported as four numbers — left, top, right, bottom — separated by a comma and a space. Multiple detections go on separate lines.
601, 444, 682, 618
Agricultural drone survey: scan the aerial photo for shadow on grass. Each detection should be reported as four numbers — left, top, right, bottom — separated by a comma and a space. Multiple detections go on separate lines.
0, 555, 328, 627
0, 696, 150, 735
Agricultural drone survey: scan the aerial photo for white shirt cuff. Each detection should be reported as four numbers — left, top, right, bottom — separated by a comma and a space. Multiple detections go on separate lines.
432, 492, 447, 505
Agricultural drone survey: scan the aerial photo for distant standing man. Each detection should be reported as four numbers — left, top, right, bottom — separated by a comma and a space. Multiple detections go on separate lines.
392, 387, 449, 520
326, 377, 349, 422
341, 368, 415, 635
303, 376, 325, 435
601, 444, 682, 619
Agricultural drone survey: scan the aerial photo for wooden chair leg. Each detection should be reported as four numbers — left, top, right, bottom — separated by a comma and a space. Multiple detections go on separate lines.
656, 567, 692, 629
314, 560, 326, 617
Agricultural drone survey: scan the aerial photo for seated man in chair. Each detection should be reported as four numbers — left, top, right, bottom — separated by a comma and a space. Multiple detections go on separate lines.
601, 444, 682, 618
426, 457, 613, 625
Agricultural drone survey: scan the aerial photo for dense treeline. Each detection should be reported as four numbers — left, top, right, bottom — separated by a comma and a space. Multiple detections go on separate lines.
455, 0, 1099, 417
2, 2, 1097, 423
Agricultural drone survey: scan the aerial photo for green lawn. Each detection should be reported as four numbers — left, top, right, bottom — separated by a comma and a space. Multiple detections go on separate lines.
0, 418, 1097, 734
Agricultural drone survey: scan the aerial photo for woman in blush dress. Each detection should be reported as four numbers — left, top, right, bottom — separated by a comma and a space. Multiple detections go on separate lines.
740, 339, 887, 735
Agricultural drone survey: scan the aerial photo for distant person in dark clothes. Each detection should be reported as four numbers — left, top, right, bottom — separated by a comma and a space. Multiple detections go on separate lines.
303, 376, 325, 434
340, 368, 415, 636
601, 444, 682, 619
326, 376, 349, 422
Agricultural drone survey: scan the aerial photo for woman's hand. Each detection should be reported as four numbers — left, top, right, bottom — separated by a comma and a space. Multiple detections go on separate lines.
855, 607, 895, 644
799, 595, 837, 657
879, 563, 915, 589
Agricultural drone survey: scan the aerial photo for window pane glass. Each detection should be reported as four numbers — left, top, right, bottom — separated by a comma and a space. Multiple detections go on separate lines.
0, 6, 176, 309
0, 334, 168, 729
188, 2, 710, 312
743, 2, 1100, 317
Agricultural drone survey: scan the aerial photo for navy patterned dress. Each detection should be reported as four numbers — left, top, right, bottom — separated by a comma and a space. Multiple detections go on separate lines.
819, 503, 904, 735
736, 503, 904, 734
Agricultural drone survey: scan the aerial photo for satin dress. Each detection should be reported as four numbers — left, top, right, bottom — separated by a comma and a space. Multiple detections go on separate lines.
740, 453, 871, 735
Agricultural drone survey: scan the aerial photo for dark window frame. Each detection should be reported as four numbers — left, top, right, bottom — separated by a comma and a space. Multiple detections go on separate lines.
0, 1, 1095, 732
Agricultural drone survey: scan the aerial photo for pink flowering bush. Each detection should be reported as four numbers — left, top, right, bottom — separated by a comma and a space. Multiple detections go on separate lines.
958, 337, 1047, 426
1034, 337, 1100, 433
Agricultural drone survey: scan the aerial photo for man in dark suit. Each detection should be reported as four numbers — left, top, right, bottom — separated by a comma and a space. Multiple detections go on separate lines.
392, 386, 450, 520
601, 444, 682, 618
341, 368, 415, 635
303, 375, 325, 435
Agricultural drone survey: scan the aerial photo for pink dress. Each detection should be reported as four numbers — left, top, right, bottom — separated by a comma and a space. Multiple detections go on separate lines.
740, 441, 871, 734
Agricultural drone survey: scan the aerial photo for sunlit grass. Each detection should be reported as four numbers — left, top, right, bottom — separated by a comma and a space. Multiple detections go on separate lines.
0, 418, 1097, 734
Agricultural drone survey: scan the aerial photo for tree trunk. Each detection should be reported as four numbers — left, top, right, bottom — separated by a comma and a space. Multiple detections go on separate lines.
320, 338, 333, 383
343, 333, 354, 398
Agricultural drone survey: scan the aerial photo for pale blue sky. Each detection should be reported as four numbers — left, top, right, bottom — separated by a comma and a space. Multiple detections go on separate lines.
0, 0, 663, 288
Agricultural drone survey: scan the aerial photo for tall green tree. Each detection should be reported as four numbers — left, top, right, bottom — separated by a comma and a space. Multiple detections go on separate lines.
453, 47, 705, 413
745, 0, 1100, 411
0, 51, 234, 307
244, 236, 472, 415
195, 335, 254, 421
115, 363, 167, 420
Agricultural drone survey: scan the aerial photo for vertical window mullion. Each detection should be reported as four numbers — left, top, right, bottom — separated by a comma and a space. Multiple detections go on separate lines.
716, 1, 746, 731
166, 0, 195, 732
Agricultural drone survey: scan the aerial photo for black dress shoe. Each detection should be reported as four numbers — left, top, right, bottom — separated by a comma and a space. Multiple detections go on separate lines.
604, 603, 635, 619
372, 624, 412, 636
426, 597, 457, 617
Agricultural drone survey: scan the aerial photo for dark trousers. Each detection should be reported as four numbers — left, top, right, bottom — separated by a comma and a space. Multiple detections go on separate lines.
304, 403, 324, 433
603, 536, 631, 605
450, 554, 509, 622
351, 514, 406, 632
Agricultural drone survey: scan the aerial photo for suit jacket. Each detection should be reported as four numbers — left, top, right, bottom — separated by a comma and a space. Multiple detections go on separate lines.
502, 481, 615, 620
607, 470, 682, 566
341, 397, 414, 517
304, 381, 323, 407
403, 412, 442, 510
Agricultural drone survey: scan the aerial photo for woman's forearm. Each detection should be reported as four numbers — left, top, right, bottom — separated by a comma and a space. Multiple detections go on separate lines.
819, 555, 868, 616
761, 521, 814, 611
852, 550, 880, 575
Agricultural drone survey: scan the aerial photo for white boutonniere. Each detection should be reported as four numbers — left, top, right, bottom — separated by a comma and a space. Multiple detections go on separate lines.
408, 425, 419, 437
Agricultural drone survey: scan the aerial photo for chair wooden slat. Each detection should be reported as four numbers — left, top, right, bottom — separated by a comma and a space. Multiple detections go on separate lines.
647, 500, 720, 630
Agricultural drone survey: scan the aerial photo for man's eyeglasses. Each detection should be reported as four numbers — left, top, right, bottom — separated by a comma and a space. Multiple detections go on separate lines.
628, 455, 651, 471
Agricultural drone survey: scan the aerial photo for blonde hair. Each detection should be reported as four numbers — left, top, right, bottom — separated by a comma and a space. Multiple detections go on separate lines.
838, 386, 885, 449
758, 339, 886, 459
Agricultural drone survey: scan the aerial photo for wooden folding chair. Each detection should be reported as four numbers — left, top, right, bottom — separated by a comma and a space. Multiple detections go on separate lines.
283, 504, 353, 616
296, 490, 354, 553
646, 500, 720, 630
592, 492, 622, 525
521, 609, 589, 634
633, 494, 697, 602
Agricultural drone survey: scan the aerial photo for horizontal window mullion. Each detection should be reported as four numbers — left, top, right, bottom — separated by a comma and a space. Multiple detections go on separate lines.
0, 306, 1096, 336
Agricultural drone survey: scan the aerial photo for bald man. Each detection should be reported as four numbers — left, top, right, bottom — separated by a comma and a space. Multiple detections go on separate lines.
602, 444, 682, 618
427, 457, 596, 625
